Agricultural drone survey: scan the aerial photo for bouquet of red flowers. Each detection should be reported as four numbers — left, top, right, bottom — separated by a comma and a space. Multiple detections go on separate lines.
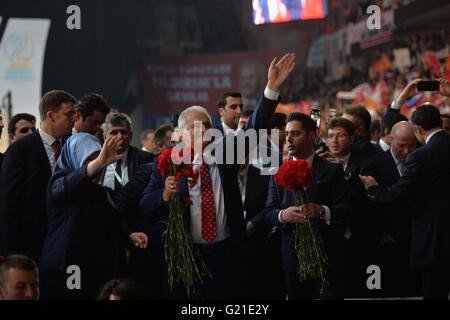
157, 147, 208, 296
275, 159, 327, 281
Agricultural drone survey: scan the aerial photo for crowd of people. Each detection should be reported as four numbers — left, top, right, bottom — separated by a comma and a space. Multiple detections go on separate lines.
0, 53, 449, 300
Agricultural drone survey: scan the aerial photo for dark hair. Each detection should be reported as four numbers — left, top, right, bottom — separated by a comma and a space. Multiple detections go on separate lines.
344, 105, 372, 134
97, 278, 148, 300
75, 93, 111, 119
102, 112, 132, 132
286, 112, 316, 133
39, 90, 76, 120
328, 117, 355, 136
371, 119, 381, 136
411, 104, 442, 130
218, 92, 242, 109
154, 124, 174, 144
8, 113, 36, 134
241, 109, 254, 119
270, 112, 287, 130
381, 112, 407, 136
0, 255, 38, 285
140, 129, 153, 142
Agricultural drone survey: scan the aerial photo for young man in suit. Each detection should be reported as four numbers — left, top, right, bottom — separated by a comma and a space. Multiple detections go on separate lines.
7, 113, 36, 144
0, 90, 76, 260
343, 105, 380, 159
140, 53, 296, 299
265, 113, 352, 300
361, 79, 450, 299
216, 92, 243, 135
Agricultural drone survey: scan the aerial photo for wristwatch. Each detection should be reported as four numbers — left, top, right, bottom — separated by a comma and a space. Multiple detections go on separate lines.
319, 206, 326, 219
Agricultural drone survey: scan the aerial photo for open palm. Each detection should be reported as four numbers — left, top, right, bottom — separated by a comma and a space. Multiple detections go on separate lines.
267, 53, 296, 91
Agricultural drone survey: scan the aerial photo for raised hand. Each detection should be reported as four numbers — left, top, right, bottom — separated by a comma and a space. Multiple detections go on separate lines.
267, 53, 296, 92
438, 78, 450, 97
395, 78, 422, 106
98, 135, 124, 167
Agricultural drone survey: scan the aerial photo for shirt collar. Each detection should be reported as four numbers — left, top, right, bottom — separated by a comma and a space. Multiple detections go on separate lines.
425, 129, 445, 144
222, 121, 236, 135
293, 152, 314, 166
390, 148, 402, 165
379, 138, 390, 151
341, 152, 351, 169
38, 127, 57, 146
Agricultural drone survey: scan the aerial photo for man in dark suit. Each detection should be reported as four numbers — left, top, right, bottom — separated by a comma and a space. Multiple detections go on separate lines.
376, 112, 408, 152
140, 53, 296, 299
318, 117, 378, 298
343, 105, 380, 159
265, 113, 352, 300
0, 90, 76, 260
215, 92, 243, 135
101, 112, 153, 197
361, 98, 450, 299
367, 121, 420, 297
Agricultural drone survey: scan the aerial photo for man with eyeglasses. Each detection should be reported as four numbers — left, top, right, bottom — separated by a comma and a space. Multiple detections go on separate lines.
8, 113, 36, 144
319, 117, 378, 298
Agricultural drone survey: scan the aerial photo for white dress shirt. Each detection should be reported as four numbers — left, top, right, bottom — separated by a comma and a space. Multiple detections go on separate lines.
390, 148, 406, 177
38, 128, 60, 173
189, 154, 228, 244
102, 150, 129, 190
379, 138, 390, 151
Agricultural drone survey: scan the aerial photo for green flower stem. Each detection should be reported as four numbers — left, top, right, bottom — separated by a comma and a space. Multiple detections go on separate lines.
293, 188, 328, 281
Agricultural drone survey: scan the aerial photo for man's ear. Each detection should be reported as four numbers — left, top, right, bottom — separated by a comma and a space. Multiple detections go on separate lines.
46, 110, 55, 122
8, 133, 15, 142
218, 107, 225, 117
74, 111, 82, 123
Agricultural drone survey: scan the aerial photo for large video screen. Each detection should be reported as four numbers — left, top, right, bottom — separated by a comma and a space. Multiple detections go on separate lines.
253, 0, 328, 24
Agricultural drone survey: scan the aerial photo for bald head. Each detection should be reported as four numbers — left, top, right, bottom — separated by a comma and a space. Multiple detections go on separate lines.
391, 121, 417, 162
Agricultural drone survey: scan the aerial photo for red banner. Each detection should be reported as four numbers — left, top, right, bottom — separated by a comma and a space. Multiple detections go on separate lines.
137, 50, 280, 116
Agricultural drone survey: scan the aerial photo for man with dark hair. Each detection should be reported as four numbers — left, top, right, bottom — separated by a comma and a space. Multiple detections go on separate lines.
140, 129, 158, 155
238, 109, 255, 130
73, 93, 110, 135
153, 124, 174, 152
0, 90, 76, 260
361, 81, 450, 299
0, 255, 39, 300
343, 105, 380, 159
441, 113, 450, 133
8, 113, 36, 144
216, 92, 243, 134
377, 112, 408, 151
101, 113, 153, 196
265, 112, 352, 300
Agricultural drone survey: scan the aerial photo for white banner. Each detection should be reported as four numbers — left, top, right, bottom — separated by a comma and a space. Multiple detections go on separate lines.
0, 18, 51, 126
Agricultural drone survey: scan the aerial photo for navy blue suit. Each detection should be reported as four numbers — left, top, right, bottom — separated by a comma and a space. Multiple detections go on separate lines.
367, 130, 450, 299
139, 95, 279, 299
265, 155, 352, 299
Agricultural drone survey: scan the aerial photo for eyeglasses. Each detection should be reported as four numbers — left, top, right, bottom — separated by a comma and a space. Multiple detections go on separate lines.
326, 133, 349, 140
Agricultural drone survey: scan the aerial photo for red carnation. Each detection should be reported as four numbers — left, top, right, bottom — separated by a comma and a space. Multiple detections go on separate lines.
275, 160, 312, 191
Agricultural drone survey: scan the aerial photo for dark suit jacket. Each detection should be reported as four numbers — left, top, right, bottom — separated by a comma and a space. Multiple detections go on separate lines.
140, 95, 279, 250
367, 130, 450, 268
0, 131, 52, 260
368, 149, 411, 249
265, 155, 352, 272
352, 139, 380, 160
125, 146, 153, 179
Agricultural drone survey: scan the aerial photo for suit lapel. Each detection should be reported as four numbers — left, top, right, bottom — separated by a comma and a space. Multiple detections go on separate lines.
127, 147, 135, 178
34, 131, 52, 177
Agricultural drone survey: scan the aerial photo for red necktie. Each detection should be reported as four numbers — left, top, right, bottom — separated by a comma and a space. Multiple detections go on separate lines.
53, 140, 61, 161
200, 163, 217, 243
